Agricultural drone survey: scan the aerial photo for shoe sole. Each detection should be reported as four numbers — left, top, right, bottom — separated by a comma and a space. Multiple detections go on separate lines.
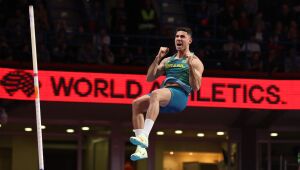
129, 137, 148, 148
130, 154, 148, 161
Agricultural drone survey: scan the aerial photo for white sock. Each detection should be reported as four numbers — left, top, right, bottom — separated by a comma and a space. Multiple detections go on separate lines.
133, 129, 143, 137
143, 119, 154, 137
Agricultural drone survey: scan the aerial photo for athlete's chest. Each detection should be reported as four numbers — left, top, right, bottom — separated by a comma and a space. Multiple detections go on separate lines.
165, 58, 189, 70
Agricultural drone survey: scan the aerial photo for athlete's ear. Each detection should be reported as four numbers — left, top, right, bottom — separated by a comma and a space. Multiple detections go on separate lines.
189, 37, 192, 44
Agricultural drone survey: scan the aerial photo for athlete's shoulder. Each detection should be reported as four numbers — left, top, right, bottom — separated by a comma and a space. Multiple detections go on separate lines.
163, 54, 176, 62
162, 56, 172, 62
192, 54, 204, 69
160, 56, 172, 67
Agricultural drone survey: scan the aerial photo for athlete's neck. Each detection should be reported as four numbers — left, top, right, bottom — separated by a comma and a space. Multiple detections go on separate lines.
176, 49, 190, 58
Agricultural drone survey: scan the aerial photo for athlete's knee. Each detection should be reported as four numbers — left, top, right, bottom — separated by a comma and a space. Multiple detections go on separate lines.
132, 98, 141, 109
150, 90, 160, 102
132, 97, 146, 112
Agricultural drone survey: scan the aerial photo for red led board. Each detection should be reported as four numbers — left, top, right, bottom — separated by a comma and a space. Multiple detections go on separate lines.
0, 67, 299, 110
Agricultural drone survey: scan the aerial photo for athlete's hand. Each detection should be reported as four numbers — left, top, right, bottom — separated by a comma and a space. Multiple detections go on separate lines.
186, 53, 195, 66
156, 47, 169, 61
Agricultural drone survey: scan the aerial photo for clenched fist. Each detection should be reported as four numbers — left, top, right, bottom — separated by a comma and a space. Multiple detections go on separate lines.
156, 47, 169, 60
186, 53, 196, 66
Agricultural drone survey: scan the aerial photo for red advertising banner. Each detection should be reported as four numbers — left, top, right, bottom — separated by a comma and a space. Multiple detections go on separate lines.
0, 67, 299, 110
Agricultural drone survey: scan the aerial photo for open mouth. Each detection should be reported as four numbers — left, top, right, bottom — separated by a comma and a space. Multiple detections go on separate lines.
176, 42, 183, 47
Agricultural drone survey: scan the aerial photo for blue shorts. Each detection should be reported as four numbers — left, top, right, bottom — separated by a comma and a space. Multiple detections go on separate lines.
149, 86, 188, 113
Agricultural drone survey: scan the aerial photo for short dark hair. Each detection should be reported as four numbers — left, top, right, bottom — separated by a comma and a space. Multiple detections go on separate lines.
175, 27, 192, 37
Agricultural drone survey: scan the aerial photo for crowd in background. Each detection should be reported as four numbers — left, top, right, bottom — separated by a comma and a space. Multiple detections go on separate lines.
185, 0, 300, 73
0, 0, 299, 73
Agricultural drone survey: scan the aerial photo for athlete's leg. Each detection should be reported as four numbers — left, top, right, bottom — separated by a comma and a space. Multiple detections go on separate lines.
130, 95, 150, 161
145, 88, 172, 121
130, 88, 171, 149
131, 94, 150, 130
131, 88, 171, 129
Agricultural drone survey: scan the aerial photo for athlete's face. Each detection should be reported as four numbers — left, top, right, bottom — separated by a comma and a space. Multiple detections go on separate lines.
175, 31, 192, 51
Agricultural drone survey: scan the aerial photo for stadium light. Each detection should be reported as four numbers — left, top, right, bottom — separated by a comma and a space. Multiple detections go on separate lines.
81, 126, 90, 131
25, 127, 33, 132
66, 129, 75, 133
270, 132, 278, 137
175, 130, 183, 134
217, 131, 225, 136
156, 131, 164, 135
197, 133, 205, 137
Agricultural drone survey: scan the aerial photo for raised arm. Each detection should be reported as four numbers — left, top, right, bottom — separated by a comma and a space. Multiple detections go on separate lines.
146, 47, 170, 82
186, 53, 204, 91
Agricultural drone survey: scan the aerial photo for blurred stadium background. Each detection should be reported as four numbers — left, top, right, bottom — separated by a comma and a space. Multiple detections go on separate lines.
0, 0, 300, 170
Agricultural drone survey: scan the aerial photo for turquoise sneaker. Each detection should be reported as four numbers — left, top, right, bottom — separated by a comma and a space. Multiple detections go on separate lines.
130, 146, 148, 161
129, 133, 148, 148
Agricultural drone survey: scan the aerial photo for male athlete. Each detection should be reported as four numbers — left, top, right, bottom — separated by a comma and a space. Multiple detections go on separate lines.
129, 27, 204, 161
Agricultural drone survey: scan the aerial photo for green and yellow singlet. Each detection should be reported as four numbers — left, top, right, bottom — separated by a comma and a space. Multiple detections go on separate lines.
162, 54, 192, 94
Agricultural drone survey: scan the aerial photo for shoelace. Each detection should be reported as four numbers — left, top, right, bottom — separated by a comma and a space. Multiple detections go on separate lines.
135, 148, 146, 155
138, 136, 145, 142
